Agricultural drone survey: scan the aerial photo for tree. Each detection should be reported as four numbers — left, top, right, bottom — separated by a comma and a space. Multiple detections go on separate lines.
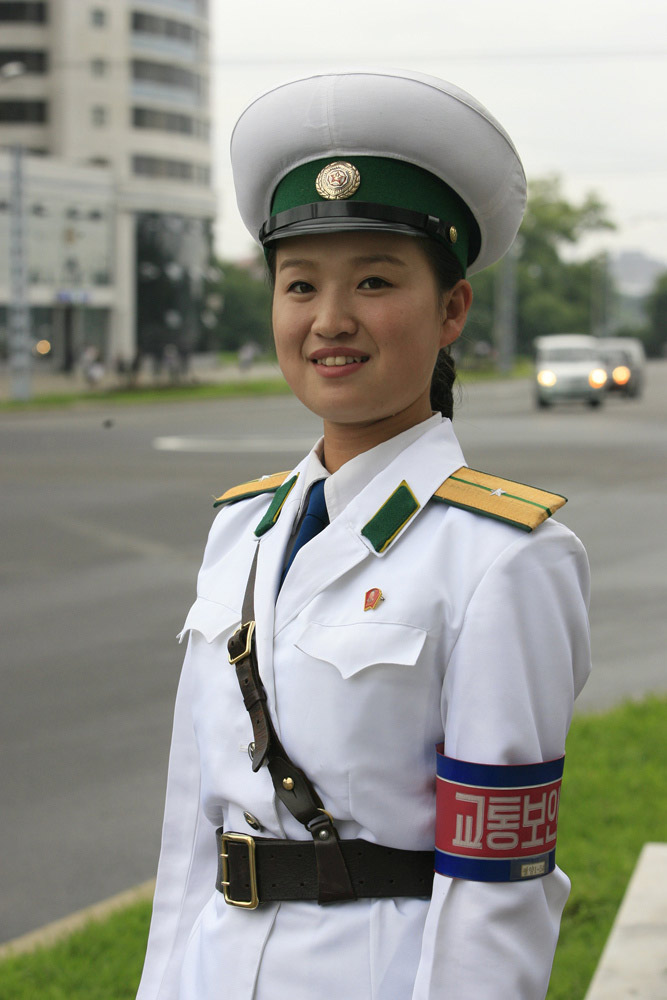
200, 256, 274, 354
643, 270, 667, 357
465, 176, 615, 358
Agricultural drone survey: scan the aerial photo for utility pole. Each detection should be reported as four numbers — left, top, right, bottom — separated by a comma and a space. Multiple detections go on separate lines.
493, 238, 518, 374
2, 60, 32, 400
590, 252, 610, 339
8, 144, 32, 401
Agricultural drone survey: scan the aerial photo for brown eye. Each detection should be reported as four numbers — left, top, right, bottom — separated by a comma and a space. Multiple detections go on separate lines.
287, 281, 314, 294
359, 276, 391, 290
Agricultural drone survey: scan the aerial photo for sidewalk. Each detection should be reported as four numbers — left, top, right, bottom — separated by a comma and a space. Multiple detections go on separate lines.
0, 355, 284, 402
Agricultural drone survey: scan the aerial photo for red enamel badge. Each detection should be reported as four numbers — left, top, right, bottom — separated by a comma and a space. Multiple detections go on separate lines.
364, 588, 383, 612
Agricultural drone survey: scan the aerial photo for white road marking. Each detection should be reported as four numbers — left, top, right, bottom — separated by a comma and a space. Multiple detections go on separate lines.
153, 436, 317, 453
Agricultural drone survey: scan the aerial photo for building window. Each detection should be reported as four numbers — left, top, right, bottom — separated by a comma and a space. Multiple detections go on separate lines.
90, 58, 107, 76
133, 155, 193, 181
131, 12, 199, 46
0, 2, 47, 22
132, 59, 202, 97
90, 8, 106, 27
0, 50, 48, 73
91, 105, 108, 126
133, 107, 193, 136
132, 156, 210, 186
132, 107, 209, 140
0, 100, 47, 123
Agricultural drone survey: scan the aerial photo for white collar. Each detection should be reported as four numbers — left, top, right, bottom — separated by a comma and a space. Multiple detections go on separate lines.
296, 413, 444, 522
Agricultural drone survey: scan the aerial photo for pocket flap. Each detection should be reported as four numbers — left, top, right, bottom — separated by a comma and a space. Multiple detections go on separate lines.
294, 621, 427, 678
177, 596, 239, 644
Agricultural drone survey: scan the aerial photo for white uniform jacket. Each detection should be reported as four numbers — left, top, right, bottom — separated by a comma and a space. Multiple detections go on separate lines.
137, 418, 591, 1000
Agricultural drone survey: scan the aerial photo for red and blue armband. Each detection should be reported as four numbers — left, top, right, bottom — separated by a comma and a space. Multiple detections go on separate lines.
435, 747, 564, 882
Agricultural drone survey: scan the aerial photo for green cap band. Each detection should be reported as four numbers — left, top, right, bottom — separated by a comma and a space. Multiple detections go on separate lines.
269, 155, 480, 273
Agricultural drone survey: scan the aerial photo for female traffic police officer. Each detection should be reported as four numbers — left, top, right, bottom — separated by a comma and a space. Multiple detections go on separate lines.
137, 70, 591, 1000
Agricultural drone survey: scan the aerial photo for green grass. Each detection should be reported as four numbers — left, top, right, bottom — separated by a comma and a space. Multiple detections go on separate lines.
547, 695, 667, 999
0, 376, 292, 412
0, 696, 664, 999
0, 902, 152, 999
458, 357, 534, 382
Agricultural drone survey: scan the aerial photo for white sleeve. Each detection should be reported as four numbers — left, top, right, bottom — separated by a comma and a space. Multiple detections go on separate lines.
412, 521, 591, 1000
136, 638, 218, 1000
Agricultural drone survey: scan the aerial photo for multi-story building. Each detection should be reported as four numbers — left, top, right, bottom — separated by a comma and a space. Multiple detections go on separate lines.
0, 0, 215, 372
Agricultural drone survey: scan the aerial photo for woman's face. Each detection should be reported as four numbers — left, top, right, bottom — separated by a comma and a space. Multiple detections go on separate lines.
271, 231, 470, 443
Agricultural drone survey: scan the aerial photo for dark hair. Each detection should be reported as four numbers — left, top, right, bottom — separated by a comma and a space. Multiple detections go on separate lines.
266, 234, 463, 420
420, 238, 462, 421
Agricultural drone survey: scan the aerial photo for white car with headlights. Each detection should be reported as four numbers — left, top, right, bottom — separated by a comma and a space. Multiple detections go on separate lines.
534, 334, 608, 409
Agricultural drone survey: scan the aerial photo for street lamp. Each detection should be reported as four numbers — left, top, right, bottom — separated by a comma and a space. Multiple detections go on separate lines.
1, 60, 31, 401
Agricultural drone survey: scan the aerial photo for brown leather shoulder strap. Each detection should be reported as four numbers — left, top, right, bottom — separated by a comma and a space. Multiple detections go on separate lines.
226, 546, 356, 903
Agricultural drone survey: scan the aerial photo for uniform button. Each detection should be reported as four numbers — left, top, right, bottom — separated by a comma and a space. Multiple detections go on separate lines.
243, 811, 262, 831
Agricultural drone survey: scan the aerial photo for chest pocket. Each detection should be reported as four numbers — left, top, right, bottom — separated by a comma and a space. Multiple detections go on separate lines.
293, 620, 427, 679
178, 595, 240, 644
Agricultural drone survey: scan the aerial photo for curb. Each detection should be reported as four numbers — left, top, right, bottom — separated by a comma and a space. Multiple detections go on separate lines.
0, 880, 155, 960
583, 843, 667, 999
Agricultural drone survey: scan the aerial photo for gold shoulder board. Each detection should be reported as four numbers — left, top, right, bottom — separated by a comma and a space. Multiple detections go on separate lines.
433, 467, 567, 532
213, 471, 291, 508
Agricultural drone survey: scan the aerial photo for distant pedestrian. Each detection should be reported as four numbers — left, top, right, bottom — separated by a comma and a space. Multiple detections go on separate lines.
81, 346, 104, 386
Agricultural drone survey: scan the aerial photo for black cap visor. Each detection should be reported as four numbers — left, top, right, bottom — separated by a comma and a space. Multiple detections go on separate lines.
259, 201, 455, 247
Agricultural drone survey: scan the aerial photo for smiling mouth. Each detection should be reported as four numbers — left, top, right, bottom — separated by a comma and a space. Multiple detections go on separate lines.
313, 356, 370, 367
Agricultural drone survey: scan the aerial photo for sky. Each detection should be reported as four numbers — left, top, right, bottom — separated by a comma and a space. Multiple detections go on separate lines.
209, 0, 667, 271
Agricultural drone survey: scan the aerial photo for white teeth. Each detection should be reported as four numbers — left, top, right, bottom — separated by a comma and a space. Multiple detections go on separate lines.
316, 356, 367, 366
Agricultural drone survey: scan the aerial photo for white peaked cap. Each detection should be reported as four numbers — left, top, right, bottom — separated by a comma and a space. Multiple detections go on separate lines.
231, 69, 526, 275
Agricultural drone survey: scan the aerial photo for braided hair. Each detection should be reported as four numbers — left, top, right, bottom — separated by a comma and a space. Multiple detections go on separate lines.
420, 237, 463, 421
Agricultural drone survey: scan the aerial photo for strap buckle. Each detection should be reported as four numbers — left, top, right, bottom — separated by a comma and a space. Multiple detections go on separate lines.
228, 621, 256, 664
219, 833, 259, 909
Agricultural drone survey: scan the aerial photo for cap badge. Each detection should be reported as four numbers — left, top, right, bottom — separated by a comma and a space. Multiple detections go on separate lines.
364, 587, 383, 612
448, 225, 458, 244
316, 161, 361, 200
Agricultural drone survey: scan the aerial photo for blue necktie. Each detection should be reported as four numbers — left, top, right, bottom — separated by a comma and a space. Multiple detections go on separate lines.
280, 479, 329, 587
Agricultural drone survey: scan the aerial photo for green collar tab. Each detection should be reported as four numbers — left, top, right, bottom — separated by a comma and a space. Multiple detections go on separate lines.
270, 156, 479, 274
254, 474, 299, 536
361, 480, 420, 553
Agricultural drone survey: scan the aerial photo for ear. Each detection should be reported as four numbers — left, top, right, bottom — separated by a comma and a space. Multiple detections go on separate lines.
440, 279, 473, 348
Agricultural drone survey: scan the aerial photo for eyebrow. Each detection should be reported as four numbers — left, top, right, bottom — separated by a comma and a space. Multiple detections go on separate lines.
278, 253, 407, 272
278, 258, 312, 272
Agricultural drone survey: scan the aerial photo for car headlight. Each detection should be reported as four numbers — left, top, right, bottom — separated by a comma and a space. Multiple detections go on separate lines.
589, 368, 608, 388
612, 365, 631, 386
537, 369, 557, 387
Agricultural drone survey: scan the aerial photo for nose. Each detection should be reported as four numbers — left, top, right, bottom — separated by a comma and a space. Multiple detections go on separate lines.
312, 288, 357, 339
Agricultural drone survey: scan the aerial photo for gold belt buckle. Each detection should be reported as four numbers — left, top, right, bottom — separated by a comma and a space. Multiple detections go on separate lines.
220, 833, 259, 909
228, 621, 256, 664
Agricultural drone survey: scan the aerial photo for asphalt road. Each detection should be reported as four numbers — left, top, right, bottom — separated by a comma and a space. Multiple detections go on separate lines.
2, 364, 666, 942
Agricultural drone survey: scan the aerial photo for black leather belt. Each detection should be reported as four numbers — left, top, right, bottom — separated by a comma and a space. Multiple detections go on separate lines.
216, 829, 434, 909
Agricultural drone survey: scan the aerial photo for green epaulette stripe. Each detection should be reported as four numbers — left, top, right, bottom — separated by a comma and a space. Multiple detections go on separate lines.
361, 481, 420, 553
432, 496, 534, 532
449, 474, 554, 515
254, 474, 299, 537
